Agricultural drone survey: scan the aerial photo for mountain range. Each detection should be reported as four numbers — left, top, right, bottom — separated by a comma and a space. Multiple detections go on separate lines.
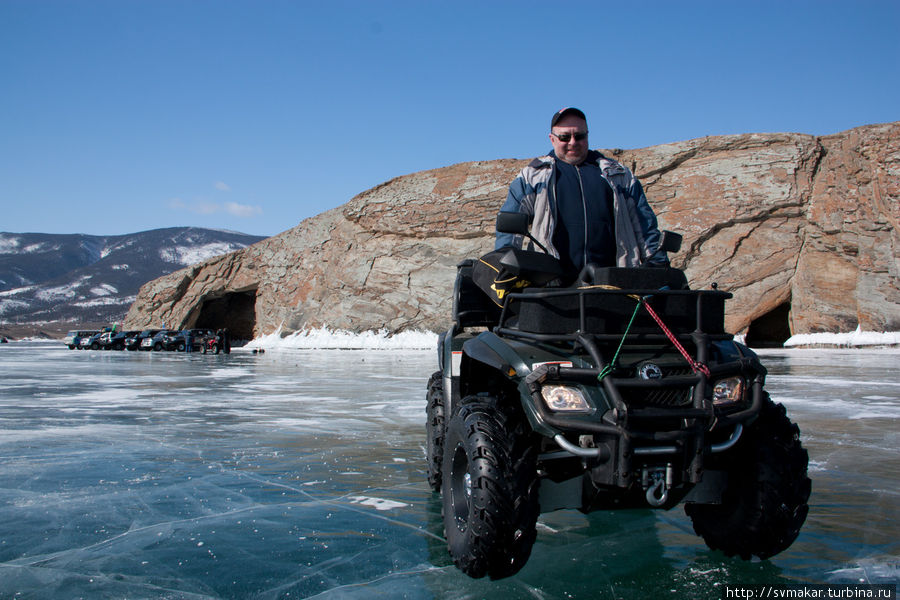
0, 228, 266, 334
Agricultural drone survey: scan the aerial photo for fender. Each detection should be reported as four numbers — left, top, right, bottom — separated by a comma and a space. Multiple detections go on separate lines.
461, 335, 511, 375
461, 330, 532, 377
458, 331, 531, 402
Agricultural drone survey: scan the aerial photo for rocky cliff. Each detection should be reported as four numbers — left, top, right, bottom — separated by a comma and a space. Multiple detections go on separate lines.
124, 122, 900, 344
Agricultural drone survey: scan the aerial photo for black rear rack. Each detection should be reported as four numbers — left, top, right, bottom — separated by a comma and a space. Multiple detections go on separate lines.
496, 285, 733, 343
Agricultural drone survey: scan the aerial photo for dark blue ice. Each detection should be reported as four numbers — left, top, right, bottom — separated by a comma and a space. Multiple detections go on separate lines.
0, 342, 897, 598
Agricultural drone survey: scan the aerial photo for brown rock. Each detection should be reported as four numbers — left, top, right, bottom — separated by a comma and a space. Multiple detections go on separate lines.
124, 123, 900, 341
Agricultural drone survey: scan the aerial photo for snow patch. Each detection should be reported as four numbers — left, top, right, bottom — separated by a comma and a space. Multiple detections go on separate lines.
785, 327, 900, 347
72, 295, 136, 308
90, 284, 118, 296
0, 236, 21, 254
159, 242, 243, 266
0, 286, 37, 297
245, 326, 438, 350
35, 279, 91, 302
244, 326, 898, 352
347, 496, 408, 511
0, 299, 30, 315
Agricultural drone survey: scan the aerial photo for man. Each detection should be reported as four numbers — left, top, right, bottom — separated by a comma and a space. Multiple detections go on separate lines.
496, 107, 668, 281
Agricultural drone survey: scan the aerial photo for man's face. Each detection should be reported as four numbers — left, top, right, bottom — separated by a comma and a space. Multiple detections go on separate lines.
549, 114, 589, 165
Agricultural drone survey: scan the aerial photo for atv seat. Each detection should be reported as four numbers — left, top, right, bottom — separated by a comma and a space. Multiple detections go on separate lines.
453, 259, 502, 329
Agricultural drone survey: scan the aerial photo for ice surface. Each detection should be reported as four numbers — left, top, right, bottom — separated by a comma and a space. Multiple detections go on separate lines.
0, 341, 896, 598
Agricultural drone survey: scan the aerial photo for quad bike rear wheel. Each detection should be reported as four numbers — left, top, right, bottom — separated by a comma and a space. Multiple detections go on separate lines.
425, 371, 445, 492
686, 395, 811, 559
442, 393, 540, 579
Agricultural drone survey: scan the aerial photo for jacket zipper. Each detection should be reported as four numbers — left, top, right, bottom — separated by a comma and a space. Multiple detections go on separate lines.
575, 165, 588, 268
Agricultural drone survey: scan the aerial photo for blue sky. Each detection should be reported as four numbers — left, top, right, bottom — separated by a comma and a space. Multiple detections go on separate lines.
2, 0, 897, 237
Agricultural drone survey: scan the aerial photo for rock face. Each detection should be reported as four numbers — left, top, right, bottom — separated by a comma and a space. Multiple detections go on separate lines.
125, 123, 900, 342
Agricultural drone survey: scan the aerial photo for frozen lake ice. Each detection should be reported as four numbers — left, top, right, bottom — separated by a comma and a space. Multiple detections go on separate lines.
0, 341, 897, 598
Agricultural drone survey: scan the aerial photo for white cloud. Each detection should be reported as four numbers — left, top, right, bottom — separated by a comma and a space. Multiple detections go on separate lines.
214, 181, 231, 192
193, 201, 221, 215
169, 197, 259, 217
224, 201, 262, 218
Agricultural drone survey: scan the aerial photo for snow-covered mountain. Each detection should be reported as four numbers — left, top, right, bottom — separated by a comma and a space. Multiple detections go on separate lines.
0, 228, 266, 325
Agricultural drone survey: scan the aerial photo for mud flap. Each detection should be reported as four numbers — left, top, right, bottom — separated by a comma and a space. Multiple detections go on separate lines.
537, 475, 583, 513
682, 469, 726, 504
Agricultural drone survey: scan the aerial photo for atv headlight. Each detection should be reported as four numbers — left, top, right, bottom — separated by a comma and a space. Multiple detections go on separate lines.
712, 376, 745, 405
541, 385, 591, 412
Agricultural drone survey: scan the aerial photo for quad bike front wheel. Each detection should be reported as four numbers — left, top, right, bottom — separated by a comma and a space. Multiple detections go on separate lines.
425, 371, 445, 492
442, 393, 540, 579
686, 395, 811, 559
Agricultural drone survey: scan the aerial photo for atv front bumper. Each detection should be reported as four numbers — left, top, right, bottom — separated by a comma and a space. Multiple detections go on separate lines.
524, 349, 765, 496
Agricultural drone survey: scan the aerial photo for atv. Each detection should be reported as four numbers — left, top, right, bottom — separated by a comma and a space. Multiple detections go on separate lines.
425, 212, 810, 580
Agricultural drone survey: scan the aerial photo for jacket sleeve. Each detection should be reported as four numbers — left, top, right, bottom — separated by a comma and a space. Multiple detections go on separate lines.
495, 171, 533, 250
629, 177, 669, 266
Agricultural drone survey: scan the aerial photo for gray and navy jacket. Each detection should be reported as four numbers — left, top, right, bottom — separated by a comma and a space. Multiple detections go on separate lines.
495, 149, 668, 272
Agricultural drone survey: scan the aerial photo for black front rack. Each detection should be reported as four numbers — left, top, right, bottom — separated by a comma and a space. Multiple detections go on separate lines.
499, 285, 753, 427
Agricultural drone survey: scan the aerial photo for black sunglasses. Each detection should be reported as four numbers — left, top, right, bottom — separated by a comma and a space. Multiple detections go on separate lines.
551, 131, 588, 142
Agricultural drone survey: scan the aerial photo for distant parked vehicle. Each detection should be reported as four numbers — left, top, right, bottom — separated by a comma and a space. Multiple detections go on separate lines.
129, 329, 160, 351
147, 329, 179, 351
63, 330, 97, 350
78, 331, 102, 350
189, 329, 216, 352
202, 329, 232, 354
98, 330, 140, 350
161, 330, 189, 352
86, 331, 107, 350
178, 329, 215, 352
144, 328, 215, 352
81, 326, 117, 350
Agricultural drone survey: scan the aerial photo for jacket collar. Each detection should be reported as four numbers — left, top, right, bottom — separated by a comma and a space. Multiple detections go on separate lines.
531, 149, 620, 172
546, 149, 606, 167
